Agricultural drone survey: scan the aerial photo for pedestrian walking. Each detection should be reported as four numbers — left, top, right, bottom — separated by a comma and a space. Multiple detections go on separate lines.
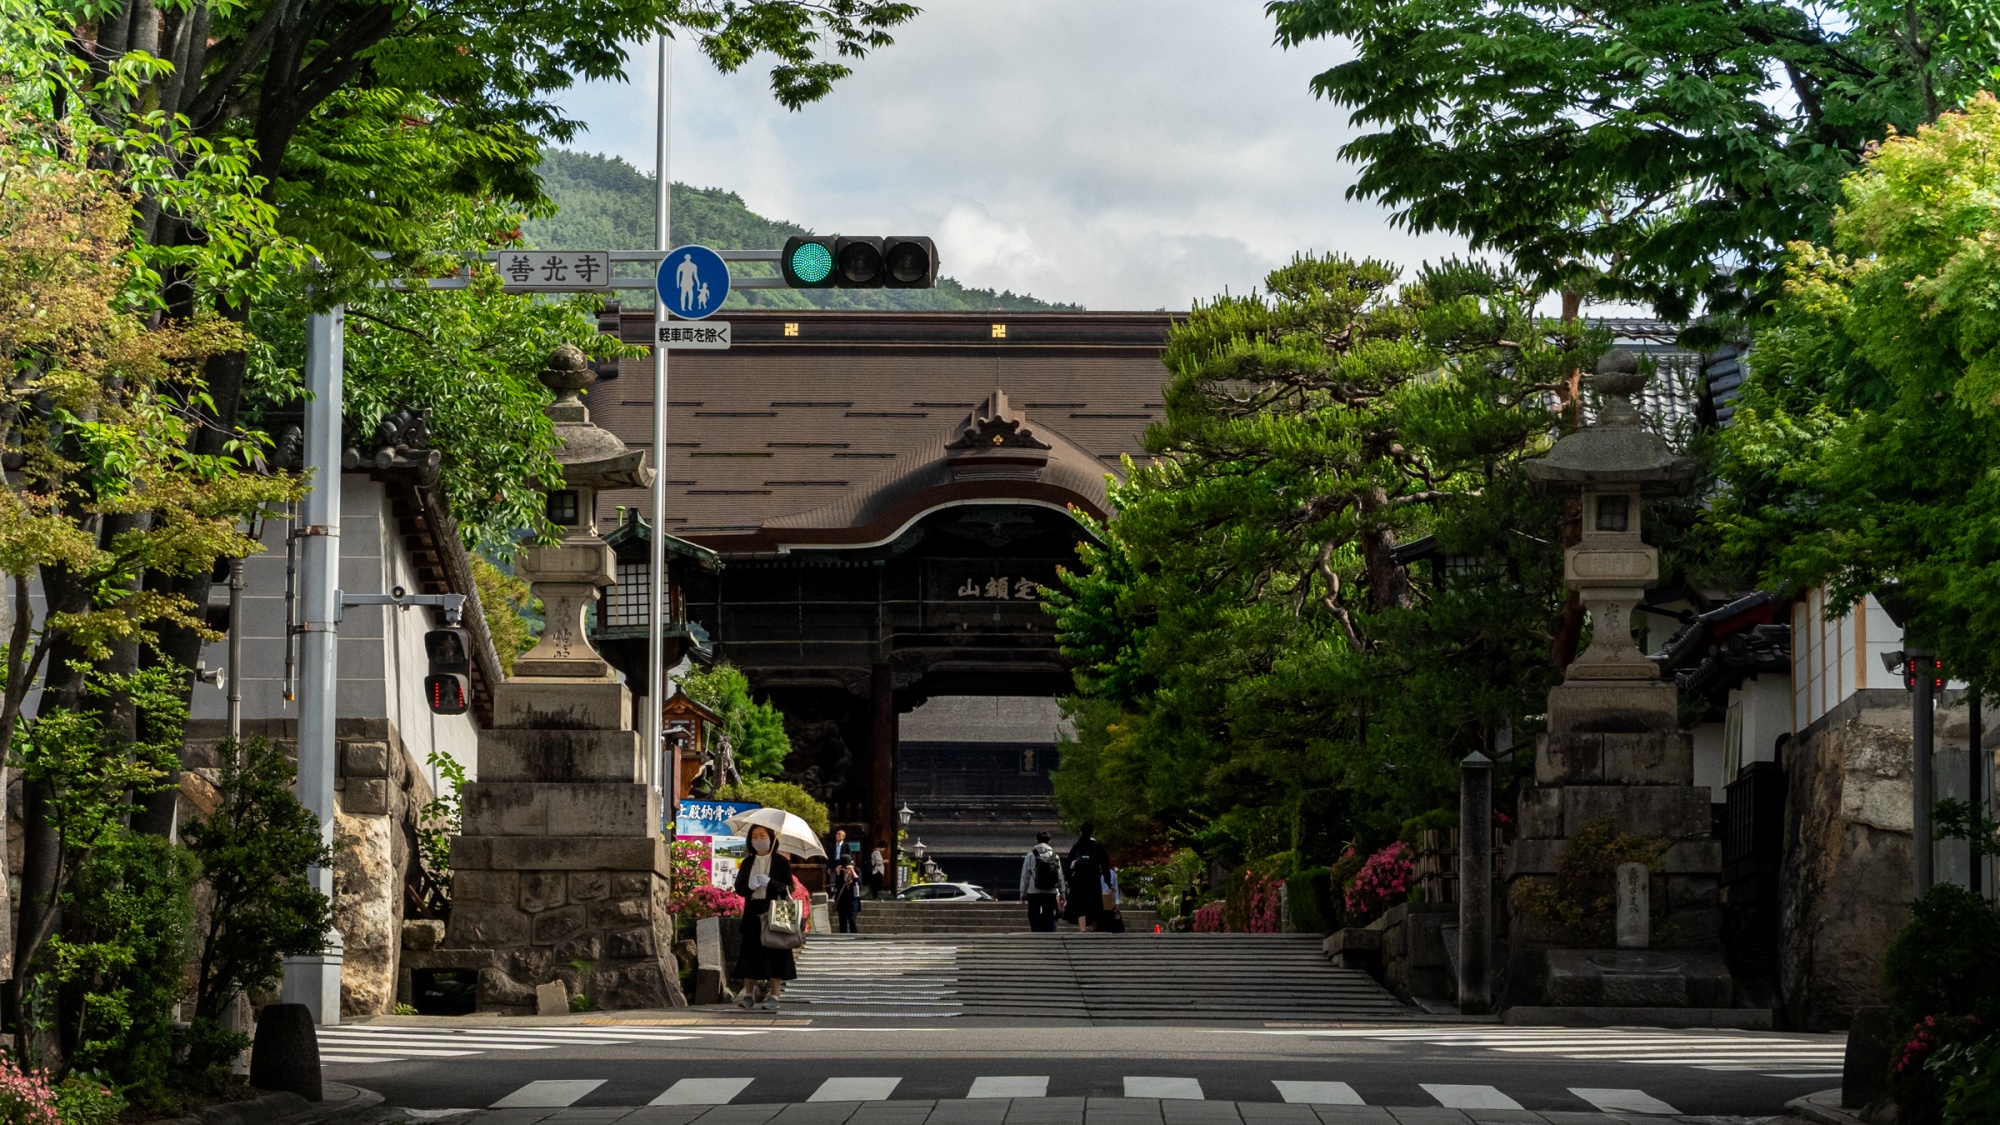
867, 842, 886, 899
731, 824, 800, 1010
824, 827, 848, 885
834, 854, 863, 933
1019, 831, 1065, 932
1063, 822, 1114, 932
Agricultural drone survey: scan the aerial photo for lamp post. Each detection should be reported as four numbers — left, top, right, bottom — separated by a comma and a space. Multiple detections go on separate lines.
1884, 648, 1940, 893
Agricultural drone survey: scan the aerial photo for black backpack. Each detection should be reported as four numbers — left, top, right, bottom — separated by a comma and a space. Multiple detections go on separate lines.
1033, 850, 1060, 892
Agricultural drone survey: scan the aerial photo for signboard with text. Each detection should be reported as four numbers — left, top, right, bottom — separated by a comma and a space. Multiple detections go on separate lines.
498, 250, 612, 292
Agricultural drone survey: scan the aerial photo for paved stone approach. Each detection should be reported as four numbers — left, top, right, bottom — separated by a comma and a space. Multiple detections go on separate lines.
450, 1096, 1763, 1125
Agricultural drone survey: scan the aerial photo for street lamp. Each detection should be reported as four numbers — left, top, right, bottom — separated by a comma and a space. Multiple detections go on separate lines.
898, 802, 914, 827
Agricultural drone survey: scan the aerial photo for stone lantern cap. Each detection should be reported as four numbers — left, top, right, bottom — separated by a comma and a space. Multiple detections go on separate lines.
1523, 349, 1697, 497
540, 344, 654, 492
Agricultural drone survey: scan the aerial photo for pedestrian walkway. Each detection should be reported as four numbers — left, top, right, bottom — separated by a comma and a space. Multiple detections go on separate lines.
316, 1025, 773, 1064
1228, 1026, 1846, 1079
786, 934, 1408, 1020
449, 1091, 1719, 1123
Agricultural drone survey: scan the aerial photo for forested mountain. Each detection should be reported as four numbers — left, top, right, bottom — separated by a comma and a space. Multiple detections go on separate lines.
524, 150, 1079, 311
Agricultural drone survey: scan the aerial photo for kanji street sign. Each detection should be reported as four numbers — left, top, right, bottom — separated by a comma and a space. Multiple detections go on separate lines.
498, 250, 612, 292
656, 244, 730, 320
658, 321, 731, 350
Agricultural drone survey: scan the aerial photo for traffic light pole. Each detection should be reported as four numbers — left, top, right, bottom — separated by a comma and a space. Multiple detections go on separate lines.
650, 33, 673, 809
285, 305, 345, 1025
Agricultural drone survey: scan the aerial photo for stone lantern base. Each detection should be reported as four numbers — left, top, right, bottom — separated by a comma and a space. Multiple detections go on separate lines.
420, 677, 686, 1013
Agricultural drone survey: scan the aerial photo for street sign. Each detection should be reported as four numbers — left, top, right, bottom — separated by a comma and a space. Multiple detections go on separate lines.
498, 250, 612, 292
658, 321, 731, 350
656, 244, 730, 319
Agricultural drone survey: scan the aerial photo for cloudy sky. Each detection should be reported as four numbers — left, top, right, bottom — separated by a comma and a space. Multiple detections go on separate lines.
552, 0, 1470, 311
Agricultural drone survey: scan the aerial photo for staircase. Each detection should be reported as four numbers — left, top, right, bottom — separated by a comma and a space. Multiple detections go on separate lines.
783, 932, 1413, 1020
846, 901, 1161, 934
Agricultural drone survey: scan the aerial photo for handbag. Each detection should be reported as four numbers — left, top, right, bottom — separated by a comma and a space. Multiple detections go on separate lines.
760, 896, 806, 950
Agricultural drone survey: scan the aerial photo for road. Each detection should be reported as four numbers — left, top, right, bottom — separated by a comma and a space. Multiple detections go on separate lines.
320, 1018, 1839, 1123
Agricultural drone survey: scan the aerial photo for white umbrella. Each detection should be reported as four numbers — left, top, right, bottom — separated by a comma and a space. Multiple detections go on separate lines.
723, 807, 826, 860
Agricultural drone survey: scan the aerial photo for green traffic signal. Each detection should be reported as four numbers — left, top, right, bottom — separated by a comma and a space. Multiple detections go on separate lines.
783, 237, 837, 287
781, 234, 935, 289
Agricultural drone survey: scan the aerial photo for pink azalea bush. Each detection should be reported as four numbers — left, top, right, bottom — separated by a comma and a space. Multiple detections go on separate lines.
1191, 901, 1225, 933
0, 1057, 59, 1125
1343, 841, 1414, 921
1223, 874, 1283, 933
679, 884, 744, 920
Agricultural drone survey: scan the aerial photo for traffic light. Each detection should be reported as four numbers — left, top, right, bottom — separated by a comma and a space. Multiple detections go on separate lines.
424, 627, 472, 715
781, 235, 936, 289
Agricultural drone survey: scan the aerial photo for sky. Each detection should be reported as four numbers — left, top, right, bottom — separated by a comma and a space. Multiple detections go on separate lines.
550, 0, 1472, 311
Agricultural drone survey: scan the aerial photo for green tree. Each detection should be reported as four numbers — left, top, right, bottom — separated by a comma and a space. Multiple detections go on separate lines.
1049, 254, 1600, 863
1267, 0, 2000, 319
1711, 93, 2000, 693
675, 663, 792, 781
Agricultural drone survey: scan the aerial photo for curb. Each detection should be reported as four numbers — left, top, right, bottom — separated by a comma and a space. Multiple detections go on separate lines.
152, 1081, 383, 1125
1785, 1088, 1866, 1125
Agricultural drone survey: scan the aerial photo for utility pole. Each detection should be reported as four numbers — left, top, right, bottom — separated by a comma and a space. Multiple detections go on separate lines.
1913, 650, 1936, 894
283, 305, 346, 1024
1458, 751, 1493, 1015
650, 34, 673, 811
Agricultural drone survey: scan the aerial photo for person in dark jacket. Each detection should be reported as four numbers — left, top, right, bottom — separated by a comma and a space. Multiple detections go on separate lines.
731, 824, 799, 1009
834, 854, 863, 932
1062, 823, 1113, 932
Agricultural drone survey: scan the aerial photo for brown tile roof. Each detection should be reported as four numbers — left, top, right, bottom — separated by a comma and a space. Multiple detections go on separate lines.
590, 310, 1176, 552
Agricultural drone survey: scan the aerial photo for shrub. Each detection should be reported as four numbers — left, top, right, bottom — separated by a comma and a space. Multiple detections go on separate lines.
1221, 873, 1283, 933
716, 780, 830, 836
1191, 901, 1225, 933
1286, 867, 1340, 934
51, 1076, 121, 1125
680, 885, 745, 920
1508, 814, 1668, 947
1896, 1015, 1988, 1124
1885, 885, 2000, 1034
1928, 1033, 2000, 1125
1344, 842, 1413, 922
0, 1057, 57, 1125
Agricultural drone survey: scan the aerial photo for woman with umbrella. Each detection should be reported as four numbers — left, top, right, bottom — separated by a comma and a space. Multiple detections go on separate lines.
724, 807, 824, 1011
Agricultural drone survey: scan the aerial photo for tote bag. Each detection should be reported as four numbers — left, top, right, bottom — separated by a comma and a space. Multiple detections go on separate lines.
761, 896, 806, 950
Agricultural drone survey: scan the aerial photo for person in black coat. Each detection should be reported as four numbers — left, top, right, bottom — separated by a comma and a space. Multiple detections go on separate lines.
834, 854, 863, 933
731, 825, 799, 1009
1062, 823, 1113, 932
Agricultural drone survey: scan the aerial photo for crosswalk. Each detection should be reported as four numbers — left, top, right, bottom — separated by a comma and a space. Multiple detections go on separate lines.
1235, 1025, 1847, 1079
474, 1075, 1691, 1115
315, 1024, 772, 1064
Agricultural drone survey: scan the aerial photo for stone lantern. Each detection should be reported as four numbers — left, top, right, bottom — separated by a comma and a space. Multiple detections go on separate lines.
1508, 350, 1743, 1023
428, 344, 687, 1013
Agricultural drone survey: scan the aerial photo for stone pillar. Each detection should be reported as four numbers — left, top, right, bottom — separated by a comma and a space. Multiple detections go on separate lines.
1458, 752, 1493, 1015
1911, 651, 1936, 893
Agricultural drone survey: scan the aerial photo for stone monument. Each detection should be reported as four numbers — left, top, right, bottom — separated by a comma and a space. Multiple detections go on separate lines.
431, 344, 686, 1011
1507, 350, 1745, 1024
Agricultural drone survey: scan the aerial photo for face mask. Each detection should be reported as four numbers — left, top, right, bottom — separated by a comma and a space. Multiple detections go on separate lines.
752, 837, 773, 855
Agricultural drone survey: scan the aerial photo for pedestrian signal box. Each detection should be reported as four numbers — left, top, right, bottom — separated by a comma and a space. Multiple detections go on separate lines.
782, 236, 936, 289
424, 627, 472, 716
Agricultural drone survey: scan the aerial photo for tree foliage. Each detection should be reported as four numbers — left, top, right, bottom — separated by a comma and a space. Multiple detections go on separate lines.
675, 662, 793, 781
1049, 254, 1604, 864
1712, 93, 2000, 692
1268, 0, 2000, 319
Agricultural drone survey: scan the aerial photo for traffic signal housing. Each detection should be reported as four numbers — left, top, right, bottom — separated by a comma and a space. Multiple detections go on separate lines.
425, 626, 472, 715
782, 235, 936, 289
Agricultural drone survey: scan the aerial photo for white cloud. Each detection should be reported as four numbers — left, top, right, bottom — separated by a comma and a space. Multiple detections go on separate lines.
553, 0, 1471, 310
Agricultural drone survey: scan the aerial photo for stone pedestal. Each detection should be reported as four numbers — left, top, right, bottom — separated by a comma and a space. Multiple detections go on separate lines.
442, 679, 686, 1012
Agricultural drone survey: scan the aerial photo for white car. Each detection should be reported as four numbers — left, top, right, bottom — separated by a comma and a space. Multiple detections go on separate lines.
898, 882, 995, 902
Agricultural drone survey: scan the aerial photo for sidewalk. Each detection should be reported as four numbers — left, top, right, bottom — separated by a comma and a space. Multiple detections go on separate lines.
455, 1097, 1778, 1125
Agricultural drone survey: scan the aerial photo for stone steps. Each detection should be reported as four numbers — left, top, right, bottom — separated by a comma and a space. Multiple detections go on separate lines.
844, 902, 1162, 934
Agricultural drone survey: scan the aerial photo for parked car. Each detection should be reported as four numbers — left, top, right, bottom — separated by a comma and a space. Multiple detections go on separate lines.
898, 882, 995, 902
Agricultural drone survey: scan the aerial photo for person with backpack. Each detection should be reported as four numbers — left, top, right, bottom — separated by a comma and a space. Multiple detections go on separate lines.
1019, 831, 1066, 932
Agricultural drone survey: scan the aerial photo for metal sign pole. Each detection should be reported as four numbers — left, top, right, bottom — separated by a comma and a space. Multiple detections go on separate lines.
650, 34, 673, 814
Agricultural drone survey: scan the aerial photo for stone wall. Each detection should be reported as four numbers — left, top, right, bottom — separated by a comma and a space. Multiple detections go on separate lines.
1777, 691, 1912, 1031
184, 716, 436, 1019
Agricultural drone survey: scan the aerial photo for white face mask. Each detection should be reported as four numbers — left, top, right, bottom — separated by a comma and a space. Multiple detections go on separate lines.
751, 837, 773, 855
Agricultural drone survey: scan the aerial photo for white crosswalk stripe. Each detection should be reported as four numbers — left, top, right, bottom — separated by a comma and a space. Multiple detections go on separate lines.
651, 1078, 757, 1105
491, 1079, 603, 1108
1272, 1081, 1363, 1105
1422, 1084, 1522, 1110
1124, 1077, 1203, 1100
316, 1024, 759, 1064
967, 1076, 1048, 1098
810, 1077, 902, 1101
1571, 1088, 1681, 1115
1237, 1025, 1846, 1078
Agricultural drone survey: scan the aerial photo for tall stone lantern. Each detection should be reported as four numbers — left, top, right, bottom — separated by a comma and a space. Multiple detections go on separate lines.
433, 344, 688, 1012
1509, 350, 1742, 1022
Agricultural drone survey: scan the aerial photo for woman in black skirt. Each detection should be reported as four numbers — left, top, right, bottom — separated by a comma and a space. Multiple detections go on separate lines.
731, 824, 798, 1009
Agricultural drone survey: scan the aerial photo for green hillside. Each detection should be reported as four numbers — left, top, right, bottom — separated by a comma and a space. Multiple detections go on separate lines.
523, 149, 1080, 311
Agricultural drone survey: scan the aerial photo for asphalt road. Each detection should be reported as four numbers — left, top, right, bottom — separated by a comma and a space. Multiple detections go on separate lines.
319, 1021, 1842, 1119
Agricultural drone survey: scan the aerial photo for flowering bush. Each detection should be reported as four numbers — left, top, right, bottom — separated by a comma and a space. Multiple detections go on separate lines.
1191, 901, 1225, 933
0, 1057, 59, 1125
1343, 842, 1414, 922
678, 885, 744, 920
1222, 874, 1283, 933
51, 1076, 122, 1125
670, 839, 713, 902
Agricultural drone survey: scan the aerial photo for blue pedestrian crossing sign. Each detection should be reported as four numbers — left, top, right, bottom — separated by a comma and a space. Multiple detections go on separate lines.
657, 244, 730, 320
